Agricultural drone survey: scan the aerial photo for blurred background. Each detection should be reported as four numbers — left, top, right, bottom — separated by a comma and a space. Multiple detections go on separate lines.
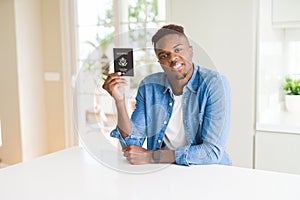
0, 0, 299, 174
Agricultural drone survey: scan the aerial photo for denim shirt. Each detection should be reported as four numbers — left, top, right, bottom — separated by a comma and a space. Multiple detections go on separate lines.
110, 64, 232, 166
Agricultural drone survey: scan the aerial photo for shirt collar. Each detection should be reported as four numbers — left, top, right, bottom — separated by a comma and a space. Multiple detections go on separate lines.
185, 63, 199, 93
163, 76, 172, 94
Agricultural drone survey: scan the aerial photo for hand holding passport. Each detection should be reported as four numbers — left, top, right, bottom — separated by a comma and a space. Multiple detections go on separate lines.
113, 48, 134, 76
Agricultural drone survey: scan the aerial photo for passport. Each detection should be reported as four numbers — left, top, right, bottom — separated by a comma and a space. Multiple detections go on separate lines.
113, 48, 134, 76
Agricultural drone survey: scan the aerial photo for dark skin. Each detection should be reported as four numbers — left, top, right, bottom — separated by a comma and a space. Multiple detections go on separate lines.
102, 33, 194, 164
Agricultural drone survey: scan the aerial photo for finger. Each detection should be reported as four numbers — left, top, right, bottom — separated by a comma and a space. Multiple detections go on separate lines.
122, 146, 129, 152
104, 76, 127, 86
123, 150, 129, 157
103, 77, 128, 90
126, 156, 134, 164
125, 149, 145, 155
128, 145, 146, 152
103, 80, 128, 93
107, 72, 122, 78
107, 81, 128, 90
105, 72, 122, 82
122, 145, 140, 153
126, 155, 147, 165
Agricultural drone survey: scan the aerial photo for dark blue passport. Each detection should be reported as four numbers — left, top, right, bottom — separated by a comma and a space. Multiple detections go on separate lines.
113, 48, 134, 76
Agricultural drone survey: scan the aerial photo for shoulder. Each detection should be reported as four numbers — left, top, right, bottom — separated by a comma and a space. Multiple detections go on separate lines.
189, 65, 230, 95
198, 67, 231, 102
198, 66, 220, 80
136, 72, 167, 97
140, 72, 167, 86
196, 66, 229, 87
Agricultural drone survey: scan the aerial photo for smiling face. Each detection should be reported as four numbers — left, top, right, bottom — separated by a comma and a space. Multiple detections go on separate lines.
155, 33, 194, 82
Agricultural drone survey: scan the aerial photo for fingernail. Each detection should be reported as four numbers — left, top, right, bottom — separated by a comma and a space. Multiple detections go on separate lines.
117, 72, 121, 75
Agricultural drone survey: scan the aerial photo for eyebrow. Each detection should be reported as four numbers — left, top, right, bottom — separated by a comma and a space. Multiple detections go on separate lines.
156, 43, 183, 56
172, 43, 183, 49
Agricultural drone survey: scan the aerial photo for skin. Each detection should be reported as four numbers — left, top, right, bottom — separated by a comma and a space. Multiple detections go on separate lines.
102, 33, 194, 164
155, 34, 194, 95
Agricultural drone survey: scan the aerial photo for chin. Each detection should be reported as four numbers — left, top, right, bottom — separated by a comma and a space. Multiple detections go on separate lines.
175, 77, 185, 80
174, 74, 187, 80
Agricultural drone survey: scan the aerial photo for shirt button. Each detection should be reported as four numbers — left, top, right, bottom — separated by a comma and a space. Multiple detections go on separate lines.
158, 139, 162, 143
163, 121, 167, 124
169, 102, 172, 106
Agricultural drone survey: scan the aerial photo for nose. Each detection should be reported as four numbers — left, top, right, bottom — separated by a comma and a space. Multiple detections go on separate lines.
169, 52, 179, 63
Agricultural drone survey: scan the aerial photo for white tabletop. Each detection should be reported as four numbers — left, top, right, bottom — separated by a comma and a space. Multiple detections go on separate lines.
0, 147, 300, 200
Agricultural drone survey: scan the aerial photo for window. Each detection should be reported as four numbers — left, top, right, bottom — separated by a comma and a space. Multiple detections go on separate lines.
256, 0, 300, 134
74, 0, 167, 143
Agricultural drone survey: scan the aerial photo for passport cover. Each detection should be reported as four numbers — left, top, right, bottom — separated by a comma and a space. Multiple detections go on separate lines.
113, 48, 134, 76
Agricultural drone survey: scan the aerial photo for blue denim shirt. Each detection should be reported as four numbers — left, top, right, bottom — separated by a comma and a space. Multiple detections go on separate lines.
110, 64, 232, 166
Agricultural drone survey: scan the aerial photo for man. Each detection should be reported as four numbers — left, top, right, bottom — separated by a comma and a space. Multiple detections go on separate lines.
102, 24, 231, 166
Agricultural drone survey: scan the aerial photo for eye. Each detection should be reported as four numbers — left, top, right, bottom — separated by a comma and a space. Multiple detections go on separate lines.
174, 48, 182, 53
159, 53, 168, 60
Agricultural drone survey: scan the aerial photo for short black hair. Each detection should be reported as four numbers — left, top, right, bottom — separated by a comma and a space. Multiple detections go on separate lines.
152, 24, 187, 48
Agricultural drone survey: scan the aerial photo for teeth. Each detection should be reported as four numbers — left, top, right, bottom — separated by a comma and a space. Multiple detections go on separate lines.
173, 62, 182, 70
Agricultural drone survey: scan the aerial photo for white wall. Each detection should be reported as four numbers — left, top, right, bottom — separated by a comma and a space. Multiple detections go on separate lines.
14, 0, 48, 161
168, 0, 256, 168
0, 0, 67, 164
42, 0, 66, 153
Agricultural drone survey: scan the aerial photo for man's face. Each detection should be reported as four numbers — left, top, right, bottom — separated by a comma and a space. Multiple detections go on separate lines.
155, 34, 193, 81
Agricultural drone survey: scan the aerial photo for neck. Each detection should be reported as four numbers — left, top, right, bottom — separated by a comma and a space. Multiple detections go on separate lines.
167, 64, 194, 95
168, 78, 186, 95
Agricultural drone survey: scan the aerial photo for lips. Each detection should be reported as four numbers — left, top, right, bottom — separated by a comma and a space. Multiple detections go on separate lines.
172, 61, 184, 71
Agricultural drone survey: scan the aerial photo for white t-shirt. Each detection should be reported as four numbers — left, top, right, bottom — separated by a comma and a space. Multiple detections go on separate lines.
163, 95, 188, 150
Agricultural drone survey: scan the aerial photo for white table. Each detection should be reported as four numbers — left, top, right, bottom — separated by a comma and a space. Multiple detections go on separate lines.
0, 147, 299, 200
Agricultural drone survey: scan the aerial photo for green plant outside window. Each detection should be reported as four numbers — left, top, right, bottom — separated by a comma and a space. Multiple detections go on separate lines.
283, 76, 300, 95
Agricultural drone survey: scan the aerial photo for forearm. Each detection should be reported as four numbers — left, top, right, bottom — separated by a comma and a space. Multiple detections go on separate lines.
115, 100, 132, 138
175, 142, 231, 166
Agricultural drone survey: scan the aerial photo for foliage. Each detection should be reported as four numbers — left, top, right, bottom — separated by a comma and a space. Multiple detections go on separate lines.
83, 0, 161, 84
283, 76, 300, 95
128, 0, 158, 46
85, 32, 113, 81
85, 33, 114, 53
128, 0, 159, 87
84, 8, 114, 81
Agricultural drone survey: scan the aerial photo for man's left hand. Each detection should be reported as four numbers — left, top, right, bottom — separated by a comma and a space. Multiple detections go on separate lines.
122, 145, 154, 165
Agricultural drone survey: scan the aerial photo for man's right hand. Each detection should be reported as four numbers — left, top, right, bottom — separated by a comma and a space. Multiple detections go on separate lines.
102, 72, 128, 103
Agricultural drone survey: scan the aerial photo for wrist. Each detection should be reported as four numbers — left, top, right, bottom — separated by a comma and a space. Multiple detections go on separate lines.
151, 150, 161, 164
115, 100, 126, 108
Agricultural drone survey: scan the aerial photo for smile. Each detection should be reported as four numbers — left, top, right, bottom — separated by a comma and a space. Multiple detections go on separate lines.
172, 61, 184, 71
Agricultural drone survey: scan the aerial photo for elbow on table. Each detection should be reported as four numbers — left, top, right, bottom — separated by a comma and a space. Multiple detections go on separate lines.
205, 144, 226, 164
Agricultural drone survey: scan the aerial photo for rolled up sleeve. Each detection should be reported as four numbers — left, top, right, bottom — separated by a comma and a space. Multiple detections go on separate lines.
110, 123, 146, 148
